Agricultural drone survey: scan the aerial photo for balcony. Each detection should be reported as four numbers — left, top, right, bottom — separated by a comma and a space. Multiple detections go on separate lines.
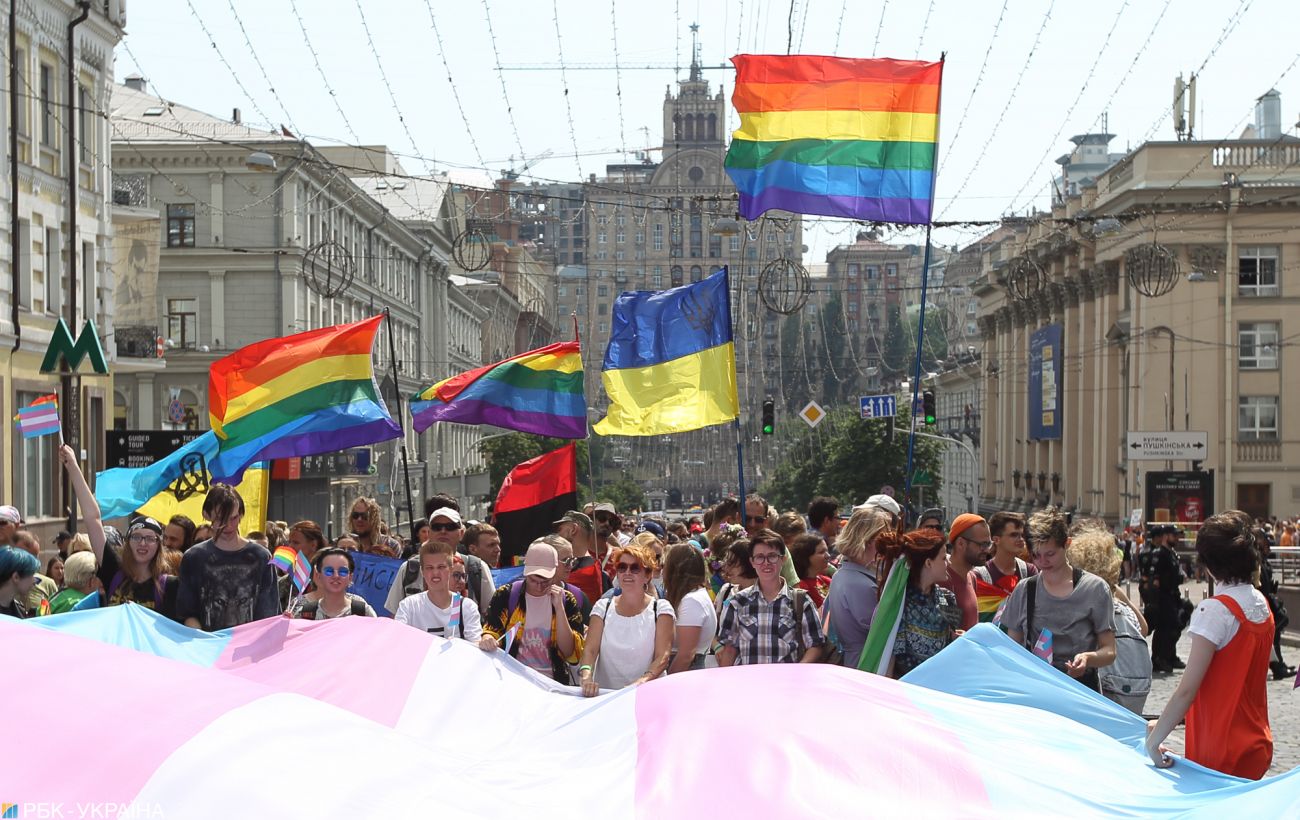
1237, 440, 1281, 462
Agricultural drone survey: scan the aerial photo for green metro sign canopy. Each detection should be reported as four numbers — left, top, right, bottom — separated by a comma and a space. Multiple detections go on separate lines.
40, 319, 109, 375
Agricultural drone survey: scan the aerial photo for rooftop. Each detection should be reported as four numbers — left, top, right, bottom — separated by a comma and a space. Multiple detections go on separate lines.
111, 82, 293, 145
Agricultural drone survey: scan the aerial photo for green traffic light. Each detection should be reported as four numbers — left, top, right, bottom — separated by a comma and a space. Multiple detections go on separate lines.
763, 423, 774, 435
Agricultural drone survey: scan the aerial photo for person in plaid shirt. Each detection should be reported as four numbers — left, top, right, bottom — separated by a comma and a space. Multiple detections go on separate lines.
716, 529, 826, 665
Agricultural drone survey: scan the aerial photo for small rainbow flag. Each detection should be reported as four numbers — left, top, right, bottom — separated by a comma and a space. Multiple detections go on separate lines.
13, 394, 60, 439
207, 315, 401, 482
724, 55, 943, 224
269, 546, 311, 592
410, 340, 585, 438
974, 576, 1012, 624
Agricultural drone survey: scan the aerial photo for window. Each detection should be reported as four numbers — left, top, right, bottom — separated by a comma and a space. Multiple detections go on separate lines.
1239, 396, 1278, 440
635, 231, 644, 245
575, 285, 585, 296
653, 224, 663, 251
597, 231, 607, 244
1239, 322, 1279, 369
167, 204, 196, 247
847, 263, 859, 278
615, 229, 625, 243
558, 285, 568, 297
652, 267, 663, 288
690, 265, 702, 282
16, 390, 57, 517
14, 49, 25, 135
598, 322, 608, 334
866, 266, 878, 280
597, 285, 608, 297
886, 264, 898, 277
709, 234, 721, 257
44, 227, 59, 315
78, 84, 91, 164
689, 213, 702, 258
848, 301, 859, 313
167, 298, 199, 349
729, 236, 739, 252
1239, 246, 1279, 296
39, 62, 54, 147
597, 303, 608, 315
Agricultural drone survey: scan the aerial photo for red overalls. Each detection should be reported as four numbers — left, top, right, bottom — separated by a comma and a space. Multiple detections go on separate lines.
1185, 595, 1274, 779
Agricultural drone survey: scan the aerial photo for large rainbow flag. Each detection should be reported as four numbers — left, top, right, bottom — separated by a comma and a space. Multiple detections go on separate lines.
207, 315, 401, 481
9, 610, 1298, 815
724, 55, 942, 223
410, 340, 585, 438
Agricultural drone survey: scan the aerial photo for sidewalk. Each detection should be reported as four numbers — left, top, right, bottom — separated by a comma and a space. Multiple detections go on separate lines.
1128, 579, 1298, 776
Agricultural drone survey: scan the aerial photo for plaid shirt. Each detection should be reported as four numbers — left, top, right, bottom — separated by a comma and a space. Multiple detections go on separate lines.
717, 582, 825, 665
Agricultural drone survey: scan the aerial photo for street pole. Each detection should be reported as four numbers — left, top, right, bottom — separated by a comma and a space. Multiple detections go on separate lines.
62, 2, 90, 534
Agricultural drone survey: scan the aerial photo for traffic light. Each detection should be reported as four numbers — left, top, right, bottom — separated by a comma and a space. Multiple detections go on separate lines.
761, 398, 775, 435
922, 390, 936, 425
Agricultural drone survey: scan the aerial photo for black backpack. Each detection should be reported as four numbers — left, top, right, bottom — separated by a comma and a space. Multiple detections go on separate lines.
297, 597, 369, 619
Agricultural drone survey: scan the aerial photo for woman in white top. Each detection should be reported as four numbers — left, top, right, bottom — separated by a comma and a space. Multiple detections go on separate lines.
579, 542, 675, 696
662, 542, 718, 673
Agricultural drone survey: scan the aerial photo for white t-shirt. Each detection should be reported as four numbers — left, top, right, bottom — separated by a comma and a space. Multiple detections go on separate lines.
673, 587, 718, 658
1187, 582, 1270, 649
592, 595, 675, 689
394, 592, 482, 641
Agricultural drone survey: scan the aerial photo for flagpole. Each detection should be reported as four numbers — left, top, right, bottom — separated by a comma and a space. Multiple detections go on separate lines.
575, 312, 598, 506
902, 54, 946, 525
726, 265, 747, 509
382, 308, 418, 543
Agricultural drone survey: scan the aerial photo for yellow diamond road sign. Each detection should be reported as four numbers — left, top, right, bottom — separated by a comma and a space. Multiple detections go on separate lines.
799, 400, 825, 429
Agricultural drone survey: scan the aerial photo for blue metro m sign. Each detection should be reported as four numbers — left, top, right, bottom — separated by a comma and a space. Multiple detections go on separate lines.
40, 318, 109, 374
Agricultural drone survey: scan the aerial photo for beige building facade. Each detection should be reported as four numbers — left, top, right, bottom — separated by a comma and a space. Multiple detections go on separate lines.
976, 128, 1300, 523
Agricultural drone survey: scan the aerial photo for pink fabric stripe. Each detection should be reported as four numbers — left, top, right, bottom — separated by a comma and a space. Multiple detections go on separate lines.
633, 665, 992, 816
2, 620, 268, 805
215, 616, 432, 726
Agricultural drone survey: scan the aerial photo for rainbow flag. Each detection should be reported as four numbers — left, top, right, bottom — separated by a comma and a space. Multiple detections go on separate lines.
974, 576, 1011, 624
207, 316, 401, 482
410, 340, 585, 438
724, 55, 943, 224
269, 546, 311, 592
13, 394, 60, 439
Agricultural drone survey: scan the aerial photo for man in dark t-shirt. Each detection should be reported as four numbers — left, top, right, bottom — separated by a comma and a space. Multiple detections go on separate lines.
176, 484, 279, 631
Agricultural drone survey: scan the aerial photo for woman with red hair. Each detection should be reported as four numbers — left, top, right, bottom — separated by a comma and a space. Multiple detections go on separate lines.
878, 529, 962, 678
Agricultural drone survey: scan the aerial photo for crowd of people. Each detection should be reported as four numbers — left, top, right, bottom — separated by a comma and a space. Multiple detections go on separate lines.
0, 446, 1289, 779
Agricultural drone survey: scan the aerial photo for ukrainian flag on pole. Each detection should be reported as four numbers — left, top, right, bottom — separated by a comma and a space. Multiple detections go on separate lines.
594, 267, 739, 436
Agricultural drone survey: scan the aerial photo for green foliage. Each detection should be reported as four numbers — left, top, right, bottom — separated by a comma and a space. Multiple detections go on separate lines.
883, 304, 948, 376
593, 477, 646, 513
761, 406, 944, 513
480, 433, 590, 500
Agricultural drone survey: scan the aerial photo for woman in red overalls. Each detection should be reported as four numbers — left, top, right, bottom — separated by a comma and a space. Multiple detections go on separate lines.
1145, 510, 1274, 779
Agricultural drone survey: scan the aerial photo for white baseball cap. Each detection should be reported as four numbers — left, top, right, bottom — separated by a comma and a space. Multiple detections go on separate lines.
854, 494, 902, 516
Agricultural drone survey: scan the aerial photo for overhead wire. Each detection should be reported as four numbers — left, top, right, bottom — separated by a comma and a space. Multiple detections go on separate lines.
914, 0, 936, 59
480, 0, 529, 165
288, 0, 362, 145
422, 0, 486, 171
871, 0, 890, 58
608, 0, 628, 162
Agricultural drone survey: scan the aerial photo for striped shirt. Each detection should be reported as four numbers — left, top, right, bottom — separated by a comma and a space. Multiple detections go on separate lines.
717, 582, 825, 665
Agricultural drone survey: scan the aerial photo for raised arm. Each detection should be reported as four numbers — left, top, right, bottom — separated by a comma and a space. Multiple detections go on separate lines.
59, 445, 106, 560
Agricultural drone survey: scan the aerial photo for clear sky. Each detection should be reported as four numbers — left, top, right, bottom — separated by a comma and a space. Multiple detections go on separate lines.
117, 0, 1299, 260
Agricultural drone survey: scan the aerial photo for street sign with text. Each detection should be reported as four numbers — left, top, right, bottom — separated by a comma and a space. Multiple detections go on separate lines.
1126, 431, 1208, 461
860, 394, 897, 420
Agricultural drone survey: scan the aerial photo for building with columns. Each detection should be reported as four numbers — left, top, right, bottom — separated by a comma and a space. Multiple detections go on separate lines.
975, 101, 1300, 524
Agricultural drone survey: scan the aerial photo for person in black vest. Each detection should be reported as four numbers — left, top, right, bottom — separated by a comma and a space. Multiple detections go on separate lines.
1253, 527, 1296, 680
1139, 524, 1186, 674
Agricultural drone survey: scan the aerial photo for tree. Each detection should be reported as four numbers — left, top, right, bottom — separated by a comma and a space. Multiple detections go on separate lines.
594, 476, 646, 513
883, 305, 949, 376
820, 292, 850, 405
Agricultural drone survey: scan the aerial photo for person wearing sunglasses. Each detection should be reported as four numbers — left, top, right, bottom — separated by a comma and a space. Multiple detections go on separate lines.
938, 514, 993, 631
290, 548, 375, 619
717, 529, 826, 666
579, 543, 675, 696
347, 497, 401, 559
743, 493, 770, 537
544, 534, 593, 627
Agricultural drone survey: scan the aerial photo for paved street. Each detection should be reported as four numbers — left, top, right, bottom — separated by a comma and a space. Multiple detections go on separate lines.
1128, 580, 1299, 776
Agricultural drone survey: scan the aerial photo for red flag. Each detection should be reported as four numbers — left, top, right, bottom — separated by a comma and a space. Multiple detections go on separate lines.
493, 444, 578, 564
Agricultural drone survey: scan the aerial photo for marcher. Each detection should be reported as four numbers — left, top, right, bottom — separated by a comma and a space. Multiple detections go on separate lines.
0, 546, 40, 618
176, 484, 280, 631
711, 529, 756, 619
878, 529, 962, 678
553, 511, 609, 605
825, 507, 892, 668
393, 541, 481, 638
480, 541, 584, 682
289, 548, 376, 619
49, 552, 98, 614
662, 542, 716, 673
1139, 524, 1186, 673
546, 534, 593, 626
1068, 522, 1151, 714
10, 529, 56, 615
347, 497, 401, 558
790, 533, 832, 609
1003, 508, 1116, 691
939, 514, 992, 630
1146, 510, 1273, 779
917, 508, 945, 533
45, 556, 65, 589
716, 529, 826, 665
579, 542, 675, 695
806, 496, 842, 549
386, 507, 493, 616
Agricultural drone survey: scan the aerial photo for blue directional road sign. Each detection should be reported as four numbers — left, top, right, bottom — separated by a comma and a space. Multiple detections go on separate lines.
860, 394, 897, 420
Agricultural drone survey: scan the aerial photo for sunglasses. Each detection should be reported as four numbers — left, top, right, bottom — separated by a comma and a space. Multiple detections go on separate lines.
614, 562, 644, 575
746, 515, 767, 525
428, 522, 460, 532
559, 557, 578, 569
350, 511, 369, 520
320, 566, 351, 577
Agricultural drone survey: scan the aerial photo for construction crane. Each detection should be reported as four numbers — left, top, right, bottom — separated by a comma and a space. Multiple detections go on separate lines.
502, 149, 554, 181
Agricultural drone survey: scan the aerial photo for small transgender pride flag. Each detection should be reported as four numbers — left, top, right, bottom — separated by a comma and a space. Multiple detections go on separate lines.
14, 394, 60, 439
269, 546, 312, 592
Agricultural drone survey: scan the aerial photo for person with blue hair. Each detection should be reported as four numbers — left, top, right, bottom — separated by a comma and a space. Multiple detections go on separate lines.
0, 545, 41, 618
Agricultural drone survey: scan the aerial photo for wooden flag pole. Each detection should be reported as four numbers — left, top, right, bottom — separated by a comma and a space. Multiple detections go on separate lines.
383, 308, 418, 543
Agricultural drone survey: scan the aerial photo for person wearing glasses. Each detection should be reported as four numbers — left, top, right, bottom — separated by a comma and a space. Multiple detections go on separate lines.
347, 497, 401, 558
290, 548, 375, 619
1003, 507, 1117, 692
545, 534, 593, 626
176, 484, 281, 631
394, 540, 481, 638
716, 529, 826, 666
578, 542, 675, 695
938, 514, 993, 631
971, 511, 1035, 624
743, 493, 770, 537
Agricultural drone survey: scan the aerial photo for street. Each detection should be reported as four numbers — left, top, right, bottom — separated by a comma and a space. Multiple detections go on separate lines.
1133, 580, 1298, 776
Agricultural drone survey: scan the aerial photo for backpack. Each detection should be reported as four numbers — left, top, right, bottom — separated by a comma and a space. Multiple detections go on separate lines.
1099, 601, 1152, 699
1024, 568, 1100, 692
297, 596, 369, 620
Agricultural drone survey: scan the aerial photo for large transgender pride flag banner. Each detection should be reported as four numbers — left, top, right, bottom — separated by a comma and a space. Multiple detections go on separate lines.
6, 609, 1300, 817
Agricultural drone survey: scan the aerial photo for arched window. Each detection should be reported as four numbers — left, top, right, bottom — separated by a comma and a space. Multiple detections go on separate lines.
673, 114, 682, 141
684, 115, 695, 141
690, 265, 703, 282
670, 265, 684, 287
707, 113, 717, 141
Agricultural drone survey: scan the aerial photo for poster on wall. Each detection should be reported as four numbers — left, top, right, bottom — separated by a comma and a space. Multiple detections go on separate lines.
1028, 324, 1063, 440
1144, 470, 1215, 536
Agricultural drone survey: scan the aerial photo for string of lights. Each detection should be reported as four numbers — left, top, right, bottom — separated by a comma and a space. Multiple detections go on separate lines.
871, 0, 890, 58
221, 0, 297, 133
915, 0, 937, 59
480, 0, 530, 166
549, 0, 585, 179
833, 0, 849, 55
421, 1, 487, 171
287, 0, 361, 145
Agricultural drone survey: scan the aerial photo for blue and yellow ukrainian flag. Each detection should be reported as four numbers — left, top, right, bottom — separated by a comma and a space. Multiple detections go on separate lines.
594, 267, 739, 436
